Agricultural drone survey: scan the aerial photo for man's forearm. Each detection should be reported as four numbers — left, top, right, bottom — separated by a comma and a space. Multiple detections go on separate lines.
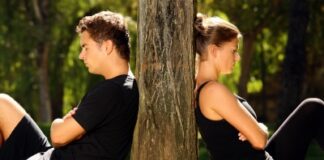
50, 112, 85, 148
50, 118, 69, 148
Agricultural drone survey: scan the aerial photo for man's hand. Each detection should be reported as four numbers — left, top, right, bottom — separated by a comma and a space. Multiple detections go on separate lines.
50, 107, 85, 148
63, 107, 78, 119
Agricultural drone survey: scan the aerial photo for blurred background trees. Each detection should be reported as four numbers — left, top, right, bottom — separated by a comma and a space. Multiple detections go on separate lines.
0, 0, 138, 123
0, 0, 323, 159
198, 0, 323, 124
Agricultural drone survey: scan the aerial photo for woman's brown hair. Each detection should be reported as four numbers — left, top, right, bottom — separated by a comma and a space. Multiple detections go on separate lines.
194, 13, 241, 56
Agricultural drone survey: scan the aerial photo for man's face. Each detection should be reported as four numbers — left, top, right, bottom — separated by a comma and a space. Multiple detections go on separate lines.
79, 31, 106, 74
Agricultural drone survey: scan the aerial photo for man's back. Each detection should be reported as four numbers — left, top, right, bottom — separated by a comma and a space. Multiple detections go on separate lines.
51, 74, 139, 160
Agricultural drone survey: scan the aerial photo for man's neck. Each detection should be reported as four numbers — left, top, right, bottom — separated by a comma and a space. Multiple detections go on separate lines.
103, 62, 129, 79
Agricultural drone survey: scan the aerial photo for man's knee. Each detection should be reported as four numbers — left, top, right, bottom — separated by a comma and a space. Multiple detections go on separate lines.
0, 93, 25, 113
0, 93, 11, 99
0, 93, 14, 107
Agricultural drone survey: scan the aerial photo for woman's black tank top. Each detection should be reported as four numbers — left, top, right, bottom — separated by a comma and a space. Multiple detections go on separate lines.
195, 81, 270, 160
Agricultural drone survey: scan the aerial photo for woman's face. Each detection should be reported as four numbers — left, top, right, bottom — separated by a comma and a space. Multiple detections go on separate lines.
215, 38, 240, 74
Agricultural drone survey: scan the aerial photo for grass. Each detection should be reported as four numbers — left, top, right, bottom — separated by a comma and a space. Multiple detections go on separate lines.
306, 141, 324, 160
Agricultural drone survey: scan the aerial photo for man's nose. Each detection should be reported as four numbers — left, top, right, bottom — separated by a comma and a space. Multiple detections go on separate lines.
79, 50, 84, 60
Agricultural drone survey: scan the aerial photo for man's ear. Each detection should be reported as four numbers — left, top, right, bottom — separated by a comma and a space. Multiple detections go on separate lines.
104, 40, 113, 55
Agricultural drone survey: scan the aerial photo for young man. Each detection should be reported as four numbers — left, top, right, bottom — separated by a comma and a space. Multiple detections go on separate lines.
0, 11, 139, 160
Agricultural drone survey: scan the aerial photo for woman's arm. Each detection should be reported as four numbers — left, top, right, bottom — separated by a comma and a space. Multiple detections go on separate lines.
239, 122, 269, 141
199, 82, 268, 150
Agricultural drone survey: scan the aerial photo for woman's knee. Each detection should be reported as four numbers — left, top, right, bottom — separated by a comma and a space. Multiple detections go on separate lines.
300, 98, 324, 106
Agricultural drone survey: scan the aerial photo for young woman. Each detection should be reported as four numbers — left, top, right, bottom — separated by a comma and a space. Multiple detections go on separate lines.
194, 14, 324, 160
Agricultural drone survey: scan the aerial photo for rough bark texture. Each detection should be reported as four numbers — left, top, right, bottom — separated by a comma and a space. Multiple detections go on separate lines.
279, 0, 308, 122
131, 0, 197, 159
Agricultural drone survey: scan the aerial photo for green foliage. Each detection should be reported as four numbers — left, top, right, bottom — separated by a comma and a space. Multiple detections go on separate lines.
306, 141, 324, 159
39, 123, 51, 138
247, 78, 263, 93
196, 1, 324, 158
197, 0, 289, 95
126, 17, 138, 72
1, 0, 323, 157
63, 37, 89, 113
0, 0, 138, 118
198, 135, 210, 160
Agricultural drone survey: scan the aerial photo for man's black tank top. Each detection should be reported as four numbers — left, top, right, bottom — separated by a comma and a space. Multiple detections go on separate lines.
195, 81, 271, 160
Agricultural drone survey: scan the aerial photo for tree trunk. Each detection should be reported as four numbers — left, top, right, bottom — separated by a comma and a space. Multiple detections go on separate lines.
32, 0, 52, 122
238, 33, 256, 98
38, 43, 52, 122
279, 0, 309, 121
50, 79, 63, 119
259, 33, 267, 122
131, 0, 197, 159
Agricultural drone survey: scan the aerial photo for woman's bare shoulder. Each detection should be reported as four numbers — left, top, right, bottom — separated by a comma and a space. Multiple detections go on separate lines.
199, 81, 236, 111
200, 81, 232, 99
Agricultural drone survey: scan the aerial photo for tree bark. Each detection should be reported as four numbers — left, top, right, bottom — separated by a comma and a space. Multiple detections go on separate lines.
131, 0, 197, 159
279, 0, 309, 121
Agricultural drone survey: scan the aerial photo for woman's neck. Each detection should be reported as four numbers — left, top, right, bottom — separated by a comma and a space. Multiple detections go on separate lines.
196, 61, 220, 86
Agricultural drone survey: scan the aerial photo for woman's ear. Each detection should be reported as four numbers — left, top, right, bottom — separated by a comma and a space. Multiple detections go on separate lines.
208, 44, 219, 58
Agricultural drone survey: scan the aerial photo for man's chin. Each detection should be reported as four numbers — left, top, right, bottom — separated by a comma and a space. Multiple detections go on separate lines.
87, 69, 100, 75
223, 70, 233, 75
87, 68, 94, 74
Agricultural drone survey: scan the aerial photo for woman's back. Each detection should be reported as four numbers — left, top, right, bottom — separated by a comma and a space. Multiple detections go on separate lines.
195, 82, 267, 160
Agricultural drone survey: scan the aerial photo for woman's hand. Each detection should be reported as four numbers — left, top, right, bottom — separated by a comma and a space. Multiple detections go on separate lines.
238, 132, 247, 141
238, 123, 269, 141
